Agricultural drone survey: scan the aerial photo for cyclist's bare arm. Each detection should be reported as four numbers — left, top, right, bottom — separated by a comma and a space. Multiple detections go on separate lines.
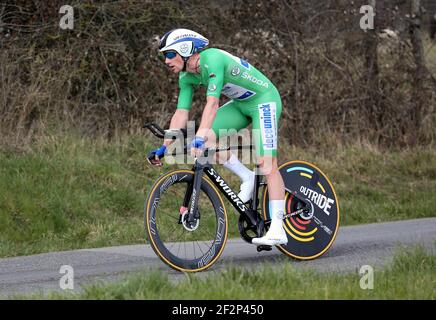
196, 96, 219, 139
163, 109, 189, 147
190, 96, 219, 158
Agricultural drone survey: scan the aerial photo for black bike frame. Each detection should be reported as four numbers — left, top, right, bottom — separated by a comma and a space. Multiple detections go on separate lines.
143, 122, 265, 230
187, 159, 263, 229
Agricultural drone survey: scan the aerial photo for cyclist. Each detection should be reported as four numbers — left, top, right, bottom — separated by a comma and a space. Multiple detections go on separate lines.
148, 28, 287, 246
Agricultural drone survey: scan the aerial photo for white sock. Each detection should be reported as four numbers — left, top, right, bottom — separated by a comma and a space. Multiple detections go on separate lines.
269, 199, 285, 220
223, 154, 253, 182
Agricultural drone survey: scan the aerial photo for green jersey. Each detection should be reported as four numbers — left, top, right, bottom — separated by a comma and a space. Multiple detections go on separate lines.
175, 48, 283, 157
177, 48, 275, 109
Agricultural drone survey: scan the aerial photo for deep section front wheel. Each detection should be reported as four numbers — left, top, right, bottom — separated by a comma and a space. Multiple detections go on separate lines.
262, 161, 340, 260
145, 170, 228, 272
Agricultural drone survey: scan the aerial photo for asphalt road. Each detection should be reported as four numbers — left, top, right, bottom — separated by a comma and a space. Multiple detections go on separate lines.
0, 218, 435, 298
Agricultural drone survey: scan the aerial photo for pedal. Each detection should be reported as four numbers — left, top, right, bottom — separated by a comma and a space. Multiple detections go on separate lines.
256, 245, 272, 252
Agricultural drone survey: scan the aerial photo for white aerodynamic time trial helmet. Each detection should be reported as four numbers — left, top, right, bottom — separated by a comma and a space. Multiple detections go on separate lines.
158, 28, 209, 59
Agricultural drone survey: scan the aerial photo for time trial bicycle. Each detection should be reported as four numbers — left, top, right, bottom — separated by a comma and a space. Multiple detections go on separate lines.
144, 123, 340, 272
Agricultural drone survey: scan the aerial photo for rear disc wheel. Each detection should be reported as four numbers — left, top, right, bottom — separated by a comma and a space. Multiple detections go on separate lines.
262, 161, 340, 260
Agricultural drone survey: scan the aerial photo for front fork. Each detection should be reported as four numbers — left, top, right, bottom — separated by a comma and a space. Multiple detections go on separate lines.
179, 161, 203, 225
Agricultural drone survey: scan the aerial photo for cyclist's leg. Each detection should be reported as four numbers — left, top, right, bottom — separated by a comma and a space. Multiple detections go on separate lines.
209, 100, 250, 164
241, 92, 282, 159
242, 90, 287, 245
251, 99, 285, 200
248, 99, 284, 199
209, 100, 255, 202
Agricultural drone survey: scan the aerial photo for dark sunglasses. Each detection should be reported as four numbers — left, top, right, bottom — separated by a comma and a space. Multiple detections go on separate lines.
163, 51, 177, 59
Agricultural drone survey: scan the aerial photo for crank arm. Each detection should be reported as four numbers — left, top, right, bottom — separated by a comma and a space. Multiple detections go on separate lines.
283, 207, 308, 219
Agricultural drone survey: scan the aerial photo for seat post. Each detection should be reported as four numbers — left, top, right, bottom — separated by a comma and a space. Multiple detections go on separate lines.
250, 164, 263, 211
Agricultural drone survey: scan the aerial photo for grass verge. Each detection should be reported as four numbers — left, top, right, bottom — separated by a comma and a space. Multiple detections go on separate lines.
12, 247, 435, 300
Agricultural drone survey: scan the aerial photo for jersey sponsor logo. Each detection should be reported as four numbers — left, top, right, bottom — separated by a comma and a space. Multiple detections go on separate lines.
259, 103, 277, 150
208, 84, 217, 92
237, 91, 255, 100
241, 72, 269, 88
219, 50, 251, 70
240, 59, 250, 68
231, 66, 241, 76
221, 83, 255, 100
